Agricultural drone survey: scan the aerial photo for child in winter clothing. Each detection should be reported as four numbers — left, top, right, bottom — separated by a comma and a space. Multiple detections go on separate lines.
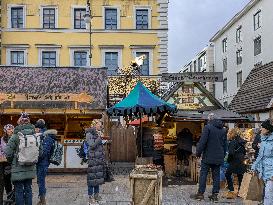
0, 124, 14, 205
252, 119, 273, 205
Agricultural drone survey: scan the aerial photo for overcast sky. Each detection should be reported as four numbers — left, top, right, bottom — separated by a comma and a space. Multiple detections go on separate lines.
168, 0, 251, 72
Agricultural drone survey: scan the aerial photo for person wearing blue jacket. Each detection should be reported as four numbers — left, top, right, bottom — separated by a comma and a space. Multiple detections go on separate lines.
252, 119, 273, 205
36, 127, 56, 205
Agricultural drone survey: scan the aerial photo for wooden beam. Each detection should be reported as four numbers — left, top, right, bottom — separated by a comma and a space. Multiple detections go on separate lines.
140, 180, 156, 205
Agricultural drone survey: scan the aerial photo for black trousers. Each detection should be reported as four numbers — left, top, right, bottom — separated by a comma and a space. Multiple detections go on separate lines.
225, 170, 244, 192
0, 163, 13, 205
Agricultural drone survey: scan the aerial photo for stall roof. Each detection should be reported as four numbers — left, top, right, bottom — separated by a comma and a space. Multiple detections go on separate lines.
0, 66, 107, 111
229, 62, 273, 114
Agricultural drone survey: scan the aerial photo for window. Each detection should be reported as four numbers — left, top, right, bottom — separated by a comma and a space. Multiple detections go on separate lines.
136, 9, 149, 29
236, 26, 242, 43
236, 49, 242, 65
223, 58, 227, 72
10, 51, 24, 65
223, 78, 227, 93
254, 10, 261, 30
74, 8, 86, 29
43, 8, 56, 29
105, 52, 119, 75
11, 7, 24, 28
222, 38, 227, 53
74, 51, 87, 66
254, 36, 261, 56
237, 71, 242, 88
105, 8, 117, 29
193, 61, 197, 72
42, 51, 56, 67
136, 52, 149, 75
223, 101, 228, 109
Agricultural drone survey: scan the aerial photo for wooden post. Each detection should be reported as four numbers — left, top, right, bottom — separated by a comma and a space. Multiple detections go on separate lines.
63, 115, 69, 168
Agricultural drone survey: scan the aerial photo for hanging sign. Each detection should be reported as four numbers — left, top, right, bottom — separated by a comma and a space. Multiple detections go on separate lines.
0, 93, 93, 104
161, 72, 223, 82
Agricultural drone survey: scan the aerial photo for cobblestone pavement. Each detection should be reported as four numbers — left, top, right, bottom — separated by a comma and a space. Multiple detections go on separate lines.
27, 175, 259, 205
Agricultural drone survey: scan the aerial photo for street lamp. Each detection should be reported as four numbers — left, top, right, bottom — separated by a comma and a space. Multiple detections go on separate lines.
84, 0, 92, 66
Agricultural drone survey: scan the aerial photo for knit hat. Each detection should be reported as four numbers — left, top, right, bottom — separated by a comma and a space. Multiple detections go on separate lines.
35, 119, 46, 129
17, 112, 30, 125
261, 119, 273, 133
3, 124, 14, 133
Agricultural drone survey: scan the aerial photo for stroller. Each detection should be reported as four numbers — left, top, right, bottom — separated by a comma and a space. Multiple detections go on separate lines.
3, 190, 15, 205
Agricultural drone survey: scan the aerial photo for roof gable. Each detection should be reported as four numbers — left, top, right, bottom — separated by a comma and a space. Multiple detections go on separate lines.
229, 62, 273, 113
164, 82, 224, 111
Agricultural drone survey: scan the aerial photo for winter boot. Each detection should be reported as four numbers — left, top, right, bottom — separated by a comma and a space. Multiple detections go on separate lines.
94, 193, 102, 202
190, 192, 205, 201
225, 191, 236, 199
40, 196, 46, 205
208, 193, 219, 203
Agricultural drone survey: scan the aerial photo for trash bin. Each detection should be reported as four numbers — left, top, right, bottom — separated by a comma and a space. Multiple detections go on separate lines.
129, 166, 163, 205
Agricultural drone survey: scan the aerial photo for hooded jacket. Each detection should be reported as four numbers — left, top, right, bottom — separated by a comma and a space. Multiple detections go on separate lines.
252, 133, 273, 181
37, 129, 57, 167
227, 136, 247, 174
197, 119, 227, 165
86, 127, 105, 187
4, 124, 36, 182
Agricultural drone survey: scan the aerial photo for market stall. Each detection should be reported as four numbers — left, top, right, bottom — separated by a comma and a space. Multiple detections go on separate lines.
0, 66, 108, 171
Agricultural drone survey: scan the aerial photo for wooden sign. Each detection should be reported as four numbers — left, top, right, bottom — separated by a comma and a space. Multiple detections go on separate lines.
0, 93, 93, 104
161, 72, 223, 82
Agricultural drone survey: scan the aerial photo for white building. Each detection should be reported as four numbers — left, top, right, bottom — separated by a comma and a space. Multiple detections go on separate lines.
180, 44, 214, 93
210, 0, 273, 108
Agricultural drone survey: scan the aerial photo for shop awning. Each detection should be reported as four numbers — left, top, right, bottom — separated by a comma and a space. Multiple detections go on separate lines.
107, 81, 177, 116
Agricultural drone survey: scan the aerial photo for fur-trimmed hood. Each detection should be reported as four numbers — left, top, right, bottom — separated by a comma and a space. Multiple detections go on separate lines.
44, 129, 58, 136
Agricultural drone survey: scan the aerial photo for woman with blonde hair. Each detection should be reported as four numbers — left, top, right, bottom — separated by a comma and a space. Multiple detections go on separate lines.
225, 128, 246, 199
85, 119, 105, 204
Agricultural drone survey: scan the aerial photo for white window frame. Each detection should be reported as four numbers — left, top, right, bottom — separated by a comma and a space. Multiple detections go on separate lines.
102, 6, 121, 30
132, 49, 153, 75
236, 71, 243, 88
6, 48, 28, 66
38, 48, 60, 67
71, 5, 87, 30
133, 6, 152, 29
254, 9, 261, 31
69, 48, 90, 67
40, 6, 58, 29
101, 48, 122, 74
7, 4, 26, 29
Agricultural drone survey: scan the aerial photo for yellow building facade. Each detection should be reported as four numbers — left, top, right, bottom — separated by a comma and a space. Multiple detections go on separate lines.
1, 0, 169, 75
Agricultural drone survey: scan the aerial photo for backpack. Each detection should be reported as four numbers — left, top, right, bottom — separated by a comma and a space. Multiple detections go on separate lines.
76, 140, 88, 164
17, 132, 40, 166
49, 140, 63, 166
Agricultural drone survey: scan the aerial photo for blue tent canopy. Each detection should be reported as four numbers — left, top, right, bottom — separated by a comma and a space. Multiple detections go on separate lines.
107, 81, 177, 116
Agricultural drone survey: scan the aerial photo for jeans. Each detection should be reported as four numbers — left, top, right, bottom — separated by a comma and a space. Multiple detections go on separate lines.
88, 185, 99, 196
14, 179, 32, 205
225, 171, 243, 192
198, 162, 220, 194
264, 180, 273, 205
37, 165, 48, 197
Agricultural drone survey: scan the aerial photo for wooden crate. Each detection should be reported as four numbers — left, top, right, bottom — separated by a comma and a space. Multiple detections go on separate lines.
130, 169, 163, 205
164, 155, 177, 177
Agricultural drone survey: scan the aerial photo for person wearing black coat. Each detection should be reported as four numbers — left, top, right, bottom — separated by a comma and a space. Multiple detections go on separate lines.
191, 113, 227, 202
225, 128, 246, 199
